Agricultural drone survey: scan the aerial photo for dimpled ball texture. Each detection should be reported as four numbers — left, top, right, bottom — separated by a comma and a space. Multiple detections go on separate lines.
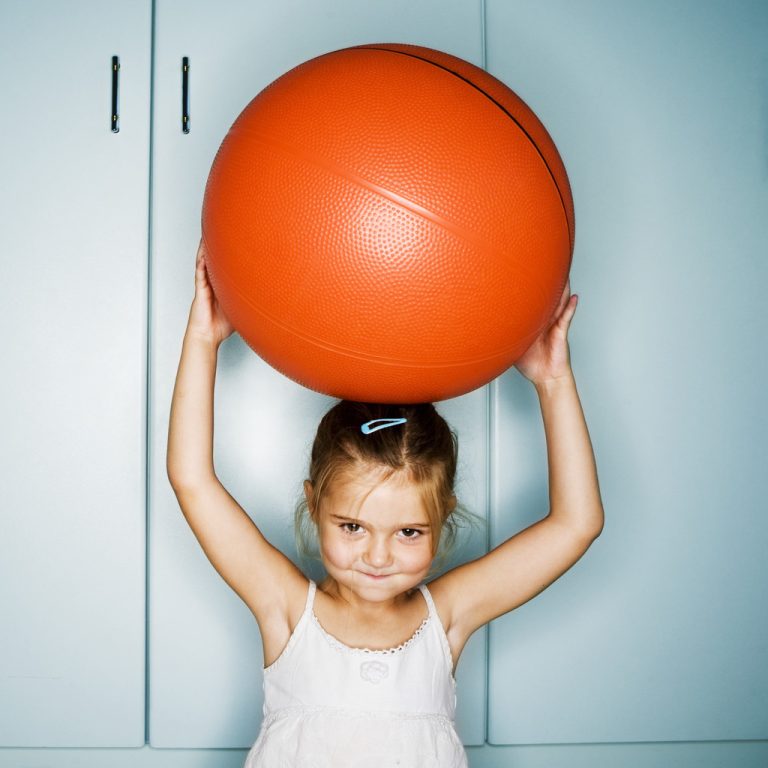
202, 43, 574, 403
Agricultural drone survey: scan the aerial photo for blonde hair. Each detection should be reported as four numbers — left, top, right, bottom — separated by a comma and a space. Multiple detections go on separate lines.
295, 401, 480, 574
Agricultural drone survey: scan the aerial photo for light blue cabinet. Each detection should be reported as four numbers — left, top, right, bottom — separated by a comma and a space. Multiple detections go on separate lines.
486, 0, 768, 745
0, 0, 151, 747
147, 0, 488, 749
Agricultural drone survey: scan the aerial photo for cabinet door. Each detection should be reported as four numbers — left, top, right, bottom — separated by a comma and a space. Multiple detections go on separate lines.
486, 0, 768, 744
0, 0, 151, 747
149, 0, 487, 748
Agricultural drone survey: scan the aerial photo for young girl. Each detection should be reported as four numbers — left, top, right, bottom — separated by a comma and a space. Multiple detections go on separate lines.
167, 240, 604, 767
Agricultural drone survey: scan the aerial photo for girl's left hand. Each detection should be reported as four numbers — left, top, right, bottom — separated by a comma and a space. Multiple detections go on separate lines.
513, 279, 578, 386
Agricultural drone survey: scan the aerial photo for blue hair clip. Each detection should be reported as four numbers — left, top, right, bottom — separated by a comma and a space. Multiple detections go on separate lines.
361, 418, 408, 435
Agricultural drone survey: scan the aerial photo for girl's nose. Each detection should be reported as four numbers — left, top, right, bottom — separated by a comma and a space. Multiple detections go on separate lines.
363, 536, 393, 569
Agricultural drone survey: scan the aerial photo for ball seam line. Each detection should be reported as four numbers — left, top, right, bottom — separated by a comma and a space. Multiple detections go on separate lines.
237, 129, 549, 311
350, 44, 573, 252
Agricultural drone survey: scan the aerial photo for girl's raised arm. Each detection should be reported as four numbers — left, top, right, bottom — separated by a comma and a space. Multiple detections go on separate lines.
431, 283, 604, 641
166, 240, 306, 629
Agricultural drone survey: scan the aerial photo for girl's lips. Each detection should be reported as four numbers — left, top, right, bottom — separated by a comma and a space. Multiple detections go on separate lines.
361, 571, 391, 579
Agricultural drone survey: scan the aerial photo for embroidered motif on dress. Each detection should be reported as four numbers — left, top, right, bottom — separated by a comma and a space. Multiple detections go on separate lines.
359, 660, 389, 683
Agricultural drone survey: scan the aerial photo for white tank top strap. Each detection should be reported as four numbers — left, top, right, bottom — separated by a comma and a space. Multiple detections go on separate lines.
418, 582, 438, 617
419, 582, 456, 675
304, 579, 317, 614
263, 580, 316, 676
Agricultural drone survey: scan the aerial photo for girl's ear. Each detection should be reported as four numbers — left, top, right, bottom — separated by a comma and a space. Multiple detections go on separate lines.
303, 480, 315, 515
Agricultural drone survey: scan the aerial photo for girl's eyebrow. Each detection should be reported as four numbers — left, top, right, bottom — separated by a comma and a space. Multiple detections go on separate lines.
330, 514, 430, 528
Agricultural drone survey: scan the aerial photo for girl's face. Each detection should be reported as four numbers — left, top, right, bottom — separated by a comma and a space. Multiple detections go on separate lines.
310, 469, 435, 604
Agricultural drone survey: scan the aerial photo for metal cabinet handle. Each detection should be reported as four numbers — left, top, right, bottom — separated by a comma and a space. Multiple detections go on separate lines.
182, 57, 190, 133
111, 56, 120, 133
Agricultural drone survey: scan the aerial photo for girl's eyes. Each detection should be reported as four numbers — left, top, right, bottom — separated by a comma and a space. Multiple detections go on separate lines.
341, 522, 362, 534
338, 523, 425, 539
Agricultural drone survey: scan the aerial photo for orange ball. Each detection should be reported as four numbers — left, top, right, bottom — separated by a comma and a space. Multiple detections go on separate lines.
202, 43, 574, 403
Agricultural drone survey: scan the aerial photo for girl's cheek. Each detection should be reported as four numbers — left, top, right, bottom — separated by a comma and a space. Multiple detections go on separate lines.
320, 533, 356, 568
401, 541, 433, 572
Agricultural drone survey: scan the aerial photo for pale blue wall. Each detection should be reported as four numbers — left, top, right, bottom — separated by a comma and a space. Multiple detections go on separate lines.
485, 0, 768, 749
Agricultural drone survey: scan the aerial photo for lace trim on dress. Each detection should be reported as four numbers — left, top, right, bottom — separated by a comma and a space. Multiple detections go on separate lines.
311, 610, 431, 656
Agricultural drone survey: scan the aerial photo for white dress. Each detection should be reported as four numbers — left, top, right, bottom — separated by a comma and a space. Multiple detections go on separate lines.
244, 579, 468, 768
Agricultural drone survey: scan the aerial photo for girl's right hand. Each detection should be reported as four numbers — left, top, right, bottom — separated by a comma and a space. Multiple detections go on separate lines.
187, 238, 236, 346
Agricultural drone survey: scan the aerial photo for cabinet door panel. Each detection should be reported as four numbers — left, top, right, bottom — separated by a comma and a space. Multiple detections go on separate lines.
149, 0, 487, 748
486, 0, 768, 744
0, 0, 151, 747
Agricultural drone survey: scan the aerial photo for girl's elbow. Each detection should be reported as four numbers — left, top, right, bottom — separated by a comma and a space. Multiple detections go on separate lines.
588, 508, 605, 539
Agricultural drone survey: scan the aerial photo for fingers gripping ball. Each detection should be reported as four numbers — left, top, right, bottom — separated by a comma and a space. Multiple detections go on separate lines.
202, 43, 574, 403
